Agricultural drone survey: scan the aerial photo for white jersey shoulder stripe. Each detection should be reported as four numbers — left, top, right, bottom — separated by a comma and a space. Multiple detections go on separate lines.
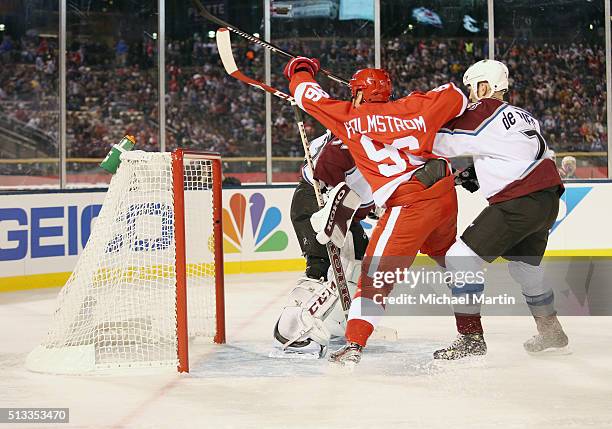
293, 82, 310, 111
512, 105, 537, 118
438, 103, 508, 137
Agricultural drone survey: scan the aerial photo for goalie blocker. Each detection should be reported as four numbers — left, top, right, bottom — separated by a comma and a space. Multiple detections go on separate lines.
310, 182, 362, 249
291, 131, 373, 281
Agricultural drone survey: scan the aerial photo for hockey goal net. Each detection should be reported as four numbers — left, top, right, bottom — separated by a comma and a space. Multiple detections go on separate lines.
26, 150, 225, 374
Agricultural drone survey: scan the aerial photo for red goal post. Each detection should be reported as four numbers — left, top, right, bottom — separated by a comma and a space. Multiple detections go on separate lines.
173, 150, 226, 373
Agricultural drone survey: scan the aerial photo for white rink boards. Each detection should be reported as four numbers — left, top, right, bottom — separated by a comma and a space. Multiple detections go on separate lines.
2, 183, 612, 291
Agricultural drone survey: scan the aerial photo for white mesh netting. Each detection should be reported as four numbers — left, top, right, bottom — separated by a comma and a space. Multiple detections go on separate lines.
26, 151, 218, 374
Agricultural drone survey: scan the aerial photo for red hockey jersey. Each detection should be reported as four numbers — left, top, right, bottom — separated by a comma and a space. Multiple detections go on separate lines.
289, 72, 468, 206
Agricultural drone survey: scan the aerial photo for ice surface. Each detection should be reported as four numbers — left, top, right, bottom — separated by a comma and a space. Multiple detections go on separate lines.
1, 271, 612, 428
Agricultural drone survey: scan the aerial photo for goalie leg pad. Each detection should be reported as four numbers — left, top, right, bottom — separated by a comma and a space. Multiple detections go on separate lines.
274, 278, 341, 351
273, 262, 362, 350
274, 306, 330, 349
310, 182, 361, 248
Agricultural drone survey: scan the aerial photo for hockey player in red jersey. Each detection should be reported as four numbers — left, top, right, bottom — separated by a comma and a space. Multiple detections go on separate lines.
283, 57, 468, 364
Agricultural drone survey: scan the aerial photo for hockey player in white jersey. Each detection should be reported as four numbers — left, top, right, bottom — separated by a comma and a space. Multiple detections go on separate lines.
432, 59, 569, 359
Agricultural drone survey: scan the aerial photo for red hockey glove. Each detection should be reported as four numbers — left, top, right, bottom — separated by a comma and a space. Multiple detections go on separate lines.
283, 57, 320, 80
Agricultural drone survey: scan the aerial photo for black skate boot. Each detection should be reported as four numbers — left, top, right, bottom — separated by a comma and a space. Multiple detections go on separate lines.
524, 314, 569, 355
433, 333, 487, 360
329, 342, 363, 366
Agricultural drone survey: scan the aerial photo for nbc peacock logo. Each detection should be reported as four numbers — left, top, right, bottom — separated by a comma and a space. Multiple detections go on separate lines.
222, 192, 289, 253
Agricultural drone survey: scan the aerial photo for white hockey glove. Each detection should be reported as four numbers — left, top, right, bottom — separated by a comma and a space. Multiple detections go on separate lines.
310, 182, 361, 248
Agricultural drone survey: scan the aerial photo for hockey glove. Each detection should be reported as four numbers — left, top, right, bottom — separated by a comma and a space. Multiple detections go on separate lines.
367, 206, 385, 221
414, 158, 448, 188
283, 57, 321, 80
310, 182, 361, 248
454, 165, 480, 193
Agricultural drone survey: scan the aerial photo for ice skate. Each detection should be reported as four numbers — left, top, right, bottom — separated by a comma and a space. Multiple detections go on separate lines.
524, 314, 570, 355
433, 333, 487, 360
328, 342, 363, 366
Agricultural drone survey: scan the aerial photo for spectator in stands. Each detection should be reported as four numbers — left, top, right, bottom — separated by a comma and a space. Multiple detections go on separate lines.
0, 35, 13, 62
115, 39, 128, 67
559, 156, 577, 179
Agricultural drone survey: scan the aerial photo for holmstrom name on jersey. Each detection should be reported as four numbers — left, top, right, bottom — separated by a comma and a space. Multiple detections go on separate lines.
344, 115, 427, 139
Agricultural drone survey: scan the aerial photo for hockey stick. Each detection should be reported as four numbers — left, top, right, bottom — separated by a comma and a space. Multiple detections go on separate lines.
193, 0, 350, 87
216, 28, 352, 318
292, 105, 352, 316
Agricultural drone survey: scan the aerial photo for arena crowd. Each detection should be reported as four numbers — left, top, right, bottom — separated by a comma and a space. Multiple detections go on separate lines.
0, 32, 606, 176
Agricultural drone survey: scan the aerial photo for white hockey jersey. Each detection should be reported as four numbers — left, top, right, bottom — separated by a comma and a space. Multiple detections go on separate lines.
301, 131, 375, 213
433, 98, 563, 203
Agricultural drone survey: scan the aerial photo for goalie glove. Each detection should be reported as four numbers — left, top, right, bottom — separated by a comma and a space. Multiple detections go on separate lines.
310, 182, 361, 248
455, 165, 480, 193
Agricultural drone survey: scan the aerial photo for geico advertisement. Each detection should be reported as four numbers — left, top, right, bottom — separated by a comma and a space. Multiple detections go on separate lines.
1, 183, 611, 279
0, 188, 303, 279
0, 192, 105, 277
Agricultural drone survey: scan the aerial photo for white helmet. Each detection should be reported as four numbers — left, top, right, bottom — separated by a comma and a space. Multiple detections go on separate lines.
463, 59, 509, 100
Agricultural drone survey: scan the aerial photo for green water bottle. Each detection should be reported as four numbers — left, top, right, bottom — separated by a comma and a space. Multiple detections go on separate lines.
100, 135, 136, 174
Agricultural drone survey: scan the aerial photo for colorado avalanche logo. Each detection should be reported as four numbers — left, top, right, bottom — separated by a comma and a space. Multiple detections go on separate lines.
222, 193, 289, 253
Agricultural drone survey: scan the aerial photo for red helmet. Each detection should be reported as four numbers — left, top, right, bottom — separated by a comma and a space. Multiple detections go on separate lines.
349, 68, 392, 103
